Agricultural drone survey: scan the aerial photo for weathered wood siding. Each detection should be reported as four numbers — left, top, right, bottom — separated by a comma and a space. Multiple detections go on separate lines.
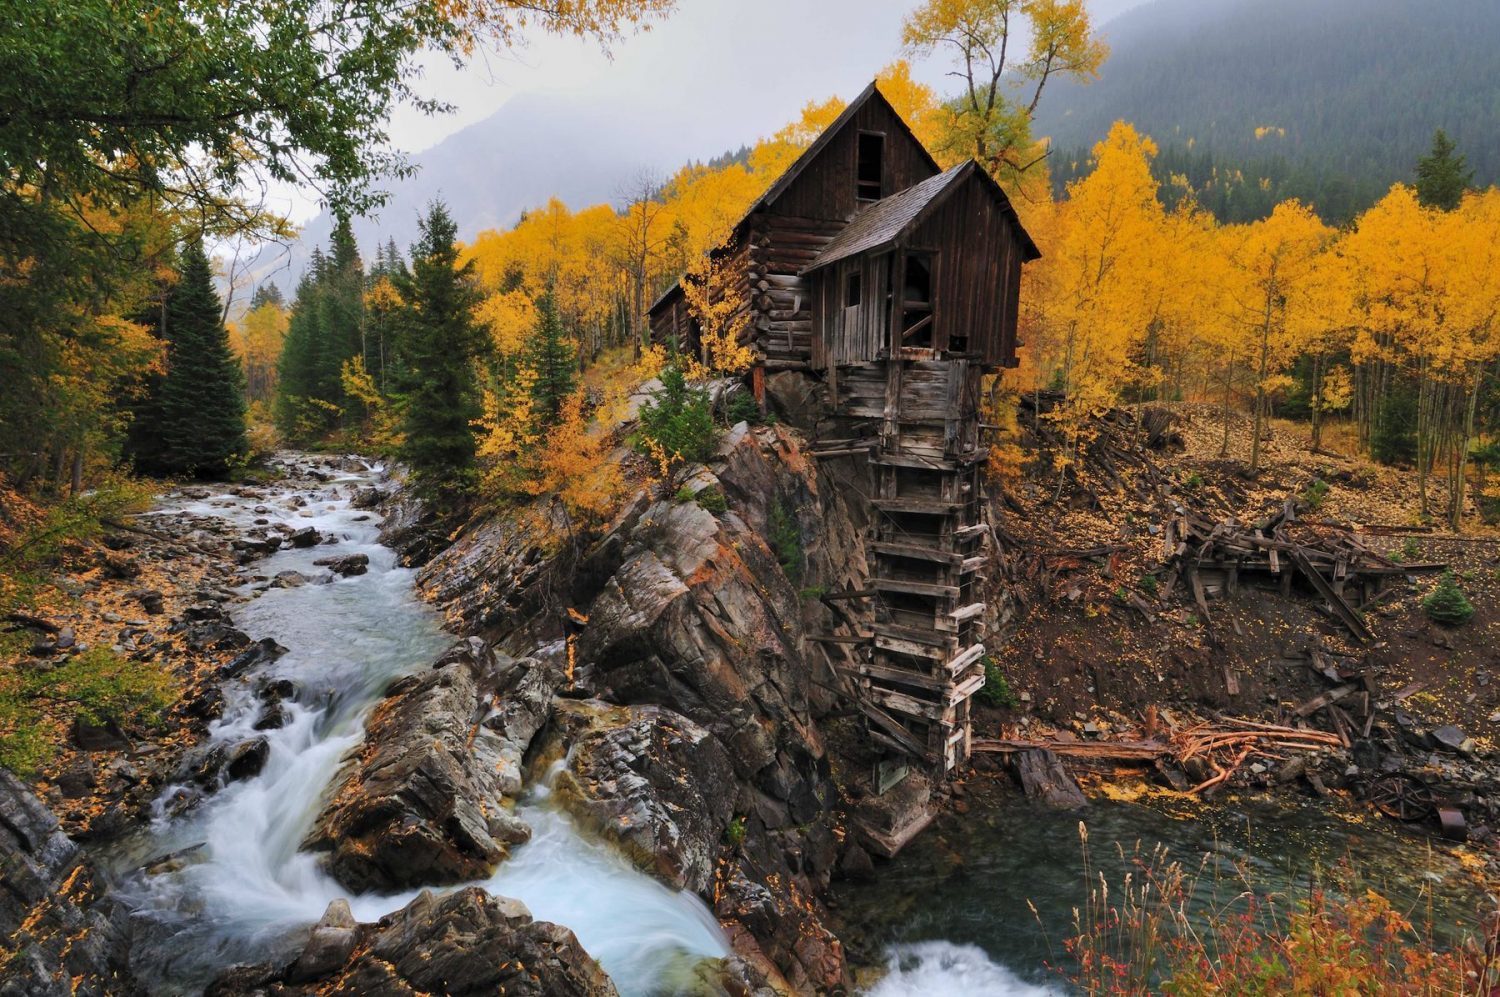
770, 98, 939, 223
906, 173, 1027, 368
811, 252, 893, 369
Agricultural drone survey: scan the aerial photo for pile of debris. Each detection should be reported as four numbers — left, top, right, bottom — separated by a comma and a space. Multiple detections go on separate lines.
1159, 499, 1447, 641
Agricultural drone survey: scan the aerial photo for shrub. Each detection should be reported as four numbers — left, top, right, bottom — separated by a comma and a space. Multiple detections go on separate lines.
724, 391, 763, 427
768, 498, 803, 586
0, 648, 177, 775
725, 815, 747, 848
977, 657, 1019, 708
695, 487, 728, 515
635, 363, 718, 469
1423, 571, 1475, 625
1301, 478, 1330, 509
1139, 573, 1159, 596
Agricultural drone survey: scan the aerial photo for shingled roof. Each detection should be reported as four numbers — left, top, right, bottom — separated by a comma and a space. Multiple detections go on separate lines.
802, 161, 1041, 274
801, 165, 969, 274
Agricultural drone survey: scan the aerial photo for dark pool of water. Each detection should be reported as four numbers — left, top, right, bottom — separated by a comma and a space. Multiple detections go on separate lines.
834, 787, 1492, 992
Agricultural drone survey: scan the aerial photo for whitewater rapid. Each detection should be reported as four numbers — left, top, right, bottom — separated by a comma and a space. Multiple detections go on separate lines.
113, 459, 727, 995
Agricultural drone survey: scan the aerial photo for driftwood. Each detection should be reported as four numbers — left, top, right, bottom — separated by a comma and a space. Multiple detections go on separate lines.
974, 717, 1343, 797
1012, 749, 1087, 808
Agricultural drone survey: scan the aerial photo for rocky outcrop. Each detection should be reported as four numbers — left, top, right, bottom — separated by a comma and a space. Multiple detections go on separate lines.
0, 769, 130, 996
546, 701, 737, 894
303, 638, 552, 892
207, 888, 617, 997
410, 420, 863, 992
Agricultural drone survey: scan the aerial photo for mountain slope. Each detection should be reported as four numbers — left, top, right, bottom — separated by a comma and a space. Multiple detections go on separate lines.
249, 91, 694, 296
1034, 0, 1500, 204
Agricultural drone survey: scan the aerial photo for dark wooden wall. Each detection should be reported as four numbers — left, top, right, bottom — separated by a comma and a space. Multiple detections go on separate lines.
907, 173, 1027, 369
769, 98, 939, 224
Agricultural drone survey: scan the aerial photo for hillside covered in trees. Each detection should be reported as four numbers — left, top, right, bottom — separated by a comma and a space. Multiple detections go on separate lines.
1038, 0, 1500, 221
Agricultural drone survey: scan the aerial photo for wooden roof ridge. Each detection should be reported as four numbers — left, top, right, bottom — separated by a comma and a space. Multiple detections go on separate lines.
648, 80, 941, 317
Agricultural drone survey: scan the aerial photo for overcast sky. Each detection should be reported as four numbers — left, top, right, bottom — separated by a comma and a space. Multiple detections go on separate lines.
271, 0, 1147, 223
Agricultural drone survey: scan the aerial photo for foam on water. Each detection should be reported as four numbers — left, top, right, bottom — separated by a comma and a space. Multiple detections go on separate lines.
863, 941, 1061, 997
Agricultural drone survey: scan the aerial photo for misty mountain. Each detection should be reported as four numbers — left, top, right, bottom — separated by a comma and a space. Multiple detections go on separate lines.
1035, 0, 1500, 217
247, 91, 695, 297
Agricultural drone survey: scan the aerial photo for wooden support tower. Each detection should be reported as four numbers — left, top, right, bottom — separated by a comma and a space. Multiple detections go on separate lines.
839, 355, 989, 772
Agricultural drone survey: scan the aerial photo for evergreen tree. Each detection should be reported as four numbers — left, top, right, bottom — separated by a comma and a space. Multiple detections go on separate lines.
147, 241, 248, 476
1415, 129, 1473, 211
393, 202, 486, 501
248, 283, 285, 311
316, 216, 365, 410
273, 266, 327, 441
526, 289, 577, 424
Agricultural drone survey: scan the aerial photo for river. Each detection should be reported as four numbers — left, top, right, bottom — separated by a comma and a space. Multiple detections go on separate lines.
106, 457, 1489, 995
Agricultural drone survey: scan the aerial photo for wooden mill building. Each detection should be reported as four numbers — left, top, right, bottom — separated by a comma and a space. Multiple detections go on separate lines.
649, 83, 1040, 772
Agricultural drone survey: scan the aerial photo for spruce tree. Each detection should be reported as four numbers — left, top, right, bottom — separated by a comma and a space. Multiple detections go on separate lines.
317, 216, 365, 412
1415, 129, 1473, 211
150, 241, 248, 477
526, 289, 577, 424
273, 267, 326, 441
393, 202, 486, 501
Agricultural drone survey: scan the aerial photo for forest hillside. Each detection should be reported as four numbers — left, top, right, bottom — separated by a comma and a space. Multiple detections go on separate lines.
1039, 0, 1500, 220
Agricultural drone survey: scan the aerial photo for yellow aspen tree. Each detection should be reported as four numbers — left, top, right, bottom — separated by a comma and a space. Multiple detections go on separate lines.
681, 249, 754, 379
1040, 121, 1164, 484
1220, 200, 1333, 471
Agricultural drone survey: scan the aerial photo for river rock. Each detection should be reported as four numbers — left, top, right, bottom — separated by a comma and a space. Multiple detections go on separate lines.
226, 737, 270, 781
547, 701, 737, 893
285, 899, 360, 983
221, 636, 288, 679
352, 486, 386, 510
216, 888, 618, 997
0, 769, 130, 995
303, 639, 551, 892
288, 527, 322, 548
313, 552, 369, 577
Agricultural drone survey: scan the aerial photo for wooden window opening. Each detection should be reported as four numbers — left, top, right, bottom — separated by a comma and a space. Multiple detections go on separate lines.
857, 131, 885, 203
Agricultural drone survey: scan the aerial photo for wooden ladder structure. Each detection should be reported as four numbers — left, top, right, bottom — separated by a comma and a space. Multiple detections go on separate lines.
839, 353, 990, 772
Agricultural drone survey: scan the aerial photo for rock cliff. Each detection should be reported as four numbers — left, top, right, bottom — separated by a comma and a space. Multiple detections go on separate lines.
384, 415, 881, 992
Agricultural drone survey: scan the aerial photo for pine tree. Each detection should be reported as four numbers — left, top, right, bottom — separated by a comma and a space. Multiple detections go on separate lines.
1415, 129, 1473, 211
149, 241, 248, 476
393, 202, 487, 501
317, 216, 365, 412
526, 289, 577, 424
273, 267, 327, 441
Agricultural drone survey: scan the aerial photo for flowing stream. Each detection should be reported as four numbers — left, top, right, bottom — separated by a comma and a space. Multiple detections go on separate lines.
110, 458, 728, 995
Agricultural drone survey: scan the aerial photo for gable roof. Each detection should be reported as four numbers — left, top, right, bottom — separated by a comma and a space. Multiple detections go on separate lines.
749, 81, 943, 219
650, 81, 941, 318
801, 161, 1042, 274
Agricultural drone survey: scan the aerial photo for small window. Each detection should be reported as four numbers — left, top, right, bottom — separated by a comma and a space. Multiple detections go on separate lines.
857, 132, 884, 201
844, 269, 862, 308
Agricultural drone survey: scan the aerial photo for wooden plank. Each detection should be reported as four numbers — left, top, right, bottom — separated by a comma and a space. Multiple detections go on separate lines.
866, 685, 945, 721
946, 642, 986, 675
1293, 683, 1357, 718
860, 702, 929, 758
870, 541, 962, 565
875, 634, 947, 660
856, 661, 948, 691
949, 602, 986, 622
871, 577, 960, 599
872, 496, 963, 515
947, 670, 986, 704
1287, 546, 1373, 642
